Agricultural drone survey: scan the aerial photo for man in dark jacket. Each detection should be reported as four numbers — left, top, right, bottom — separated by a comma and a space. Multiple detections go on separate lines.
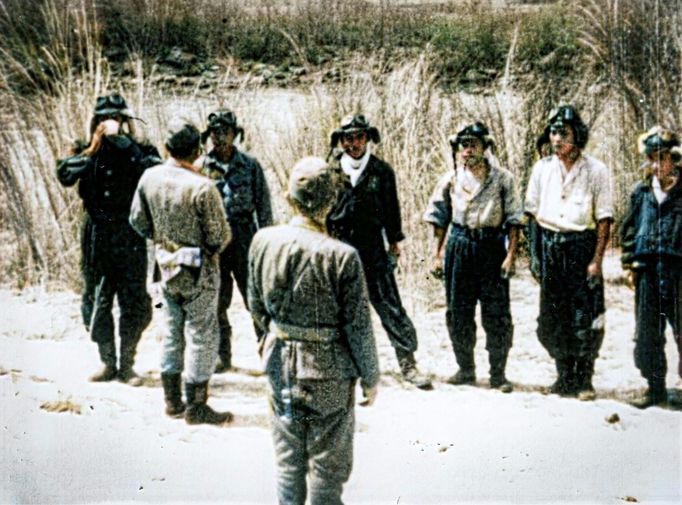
248, 156, 380, 505
57, 94, 160, 385
199, 109, 273, 372
328, 114, 431, 390
621, 126, 682, 408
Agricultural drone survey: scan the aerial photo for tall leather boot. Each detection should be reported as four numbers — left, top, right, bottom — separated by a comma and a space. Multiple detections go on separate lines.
185, 381, 233, 425
550, 357, 576, 396
118, 344, 143, 387
161, 373, 185, 418
214, 335, 232, 374
89, 341, 118, 382
395, 349, 432, 390
575, 357, 596, 401
447, 351, 476, 386
631, 377, 668, 409
489, 351, 513, 393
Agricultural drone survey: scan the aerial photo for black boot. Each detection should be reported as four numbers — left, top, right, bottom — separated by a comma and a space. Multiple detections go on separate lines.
118, 344, 143, 387
575, 357, 596, 401
214, 335, 232, 374
489, 351, 513, 393
447, 351, 476, 385
631, 378, 668, 409
89, 342, 118, 382
550, 357, 576, 396
161, 373, 185, 418
396, 349, 432, 390
185, 381, 233, 425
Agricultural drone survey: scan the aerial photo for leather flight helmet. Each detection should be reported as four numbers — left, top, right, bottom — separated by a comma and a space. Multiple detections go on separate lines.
537, 104, 590, 152
201, 109, 245, 143
330, 114, 381, 149
448, 121, 494, 152
637, 125, 680, 156
93, 93, 133, 117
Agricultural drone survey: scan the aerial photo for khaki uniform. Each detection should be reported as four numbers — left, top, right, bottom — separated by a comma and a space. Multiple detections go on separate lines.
129, 160, 231, 383
424, 161, 523, 378
248, 217, 380, 505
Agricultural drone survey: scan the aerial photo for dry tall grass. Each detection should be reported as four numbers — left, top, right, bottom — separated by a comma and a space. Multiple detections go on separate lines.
1, 0, 681, 309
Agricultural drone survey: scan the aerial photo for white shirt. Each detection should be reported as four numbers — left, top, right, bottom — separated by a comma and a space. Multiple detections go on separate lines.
524, 153, 613, 232
340, 148, 371, 187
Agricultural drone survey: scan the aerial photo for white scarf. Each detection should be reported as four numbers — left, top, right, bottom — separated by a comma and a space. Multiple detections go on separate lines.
340, 147, 371, 187
652, 175, 668, 204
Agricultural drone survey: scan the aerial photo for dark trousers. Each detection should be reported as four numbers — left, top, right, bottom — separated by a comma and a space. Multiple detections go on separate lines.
217, 222, 263, 361
537, 229, 605, 362
365, 264, 418, 353
269, 376, 355, 505
444, 225, 513, 372
634, 263, 682, 383
82, 218, 152, 364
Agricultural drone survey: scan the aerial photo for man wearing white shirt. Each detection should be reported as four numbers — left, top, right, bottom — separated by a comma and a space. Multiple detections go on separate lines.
525, 105, 613, 400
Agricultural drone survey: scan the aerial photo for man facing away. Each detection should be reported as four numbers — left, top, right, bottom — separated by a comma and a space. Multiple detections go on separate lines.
130, 122, 232, 425
198, 109, 273, 372
248, 157, 380, 505
327, 114, 432, 390
525, 105, 613, 401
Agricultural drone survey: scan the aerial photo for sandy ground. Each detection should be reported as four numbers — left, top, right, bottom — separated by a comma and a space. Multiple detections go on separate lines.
1, 253, 681, 504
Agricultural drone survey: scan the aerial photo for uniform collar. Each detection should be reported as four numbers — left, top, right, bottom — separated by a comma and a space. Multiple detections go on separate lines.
290, 215, 327, 233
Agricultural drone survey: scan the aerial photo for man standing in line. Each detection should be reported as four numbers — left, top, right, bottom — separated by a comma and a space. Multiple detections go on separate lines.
248, 157, 380, 505
525, 105, 613, 400
621, 126, 682, 408
327, 114, 432, 390
130, 123, 232, 425
199, 109, 273, 372
424, 122, 523, 392
57, 93, 160, 385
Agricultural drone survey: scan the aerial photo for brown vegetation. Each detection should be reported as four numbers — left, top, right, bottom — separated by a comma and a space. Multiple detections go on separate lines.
0, 0, 681, 302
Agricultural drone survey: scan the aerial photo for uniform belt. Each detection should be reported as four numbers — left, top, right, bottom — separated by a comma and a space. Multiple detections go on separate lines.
271, 321, 338, 343
542, 228, 595, 244
451, 223, 501, 241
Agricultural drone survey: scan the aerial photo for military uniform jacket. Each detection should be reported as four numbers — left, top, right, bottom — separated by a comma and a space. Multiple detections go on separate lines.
621, 176, 682, 268
129, 160, 231, 291
328, 154, 406, 270
57, 135, 161, 224
201, 148, 273, 227
423, 161, 524, 231
248, 217, 380, 388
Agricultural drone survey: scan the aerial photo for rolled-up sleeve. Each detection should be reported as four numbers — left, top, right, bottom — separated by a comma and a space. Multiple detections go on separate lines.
423, 171, 453, 229
501, 170, 524, 227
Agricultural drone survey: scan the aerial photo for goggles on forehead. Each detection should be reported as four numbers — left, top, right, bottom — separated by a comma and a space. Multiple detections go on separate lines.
208, 110, 237, 125
96, 93, 125, 109
340, 114, 370, 131
548, 105, 576, 124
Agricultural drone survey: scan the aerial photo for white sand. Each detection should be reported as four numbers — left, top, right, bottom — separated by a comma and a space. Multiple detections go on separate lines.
1, 253, 680, 504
